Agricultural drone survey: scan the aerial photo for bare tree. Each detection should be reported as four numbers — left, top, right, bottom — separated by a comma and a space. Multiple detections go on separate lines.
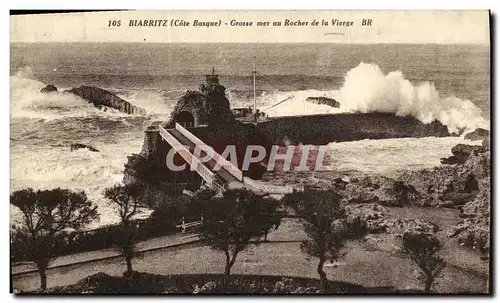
104, 184, 146, 275
10, 188, 99, 290
402, 232, 446, 292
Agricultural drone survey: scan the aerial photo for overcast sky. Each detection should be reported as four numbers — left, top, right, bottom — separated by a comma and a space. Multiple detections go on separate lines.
10, 10, 490, 44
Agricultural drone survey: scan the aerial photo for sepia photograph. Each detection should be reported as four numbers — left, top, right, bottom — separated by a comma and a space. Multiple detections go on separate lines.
9, 10, 491, 294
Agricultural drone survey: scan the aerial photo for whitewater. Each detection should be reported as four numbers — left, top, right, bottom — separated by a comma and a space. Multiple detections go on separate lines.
10, 63, 488, 228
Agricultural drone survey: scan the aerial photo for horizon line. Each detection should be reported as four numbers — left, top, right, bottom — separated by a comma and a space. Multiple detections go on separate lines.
10, 41, 490, 46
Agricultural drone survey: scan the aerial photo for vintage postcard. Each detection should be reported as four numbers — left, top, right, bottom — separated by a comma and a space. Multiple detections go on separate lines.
10, 10, 491, 294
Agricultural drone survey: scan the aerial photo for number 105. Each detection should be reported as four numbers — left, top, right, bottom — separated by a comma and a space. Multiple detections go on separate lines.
108, 20, 121, 27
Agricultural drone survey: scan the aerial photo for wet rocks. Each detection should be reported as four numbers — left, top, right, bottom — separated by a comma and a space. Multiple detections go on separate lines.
375, 218, 439, 234
336, 141, 490, 212
400, 146, 489, 207
464, 128, 489, 141
440, 144, 485, 165
448, 177, 490, 254
460, 178, 490, 218
40, 84, 58, 93
482, 137, 490, 150
336, 128, 491, 254
449, 151, 490, 253
331, 177, 349, 191
67, 86, 146, 115
305, 96, 340, 108
397, 141, 490, 253
448, 214, 490, 254
346, 203, 389, 222
70, 143, 99, 152
345, 203, 438, 235
342, 176, 418, 206
40, 84, 145, 115
337, 140, 490, 214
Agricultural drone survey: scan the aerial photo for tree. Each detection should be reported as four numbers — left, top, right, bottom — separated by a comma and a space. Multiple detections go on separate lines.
104, 184, 146, 275
198, 188, 282, 276
401, 232, 446, 292
261, 197, 283, 241
10, 188, 98, 290
284, 187, 358, 293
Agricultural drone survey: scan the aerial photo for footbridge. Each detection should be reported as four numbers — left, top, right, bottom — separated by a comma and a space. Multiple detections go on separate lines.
158, 123, 301, 195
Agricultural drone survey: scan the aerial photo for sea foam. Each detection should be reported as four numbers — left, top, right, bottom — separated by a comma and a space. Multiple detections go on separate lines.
257, 62, 489, 133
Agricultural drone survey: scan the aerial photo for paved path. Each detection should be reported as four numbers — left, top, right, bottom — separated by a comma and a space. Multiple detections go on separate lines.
12, 232, 200, 275
11, 218, 489, 293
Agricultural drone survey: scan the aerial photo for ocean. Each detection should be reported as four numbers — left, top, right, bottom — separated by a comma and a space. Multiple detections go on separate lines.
10, 43, 490, 228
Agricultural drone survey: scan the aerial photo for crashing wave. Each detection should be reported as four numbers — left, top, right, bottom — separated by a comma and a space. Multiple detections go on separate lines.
256, 62, 489, 134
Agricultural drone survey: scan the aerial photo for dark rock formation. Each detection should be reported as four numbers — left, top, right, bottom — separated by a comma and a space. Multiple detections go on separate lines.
165, 73, 234, 128
67, 86, 146, 115
332, 177, 349, 191
130, 72, 271, 189
440, 144, 485, 165
131, 73, 468, 215
448, 177, 490, 255
70, 143, 99, 152
40, 84, 145, 115
395, 140, 490, 253
338, 142, 490, 212
482, 137, 490, 150
399, 152, 487, 208
464, 128, 489, 141
306, 96, 340, 108
452, 143, 485, 156
459, 178, 490, 218
339, 176, 419, 206
40, 84, 58, 93
346, 203, 438, 234
256, 113, 452, 145
440, 157, 460, 165
450, 145, 490, 254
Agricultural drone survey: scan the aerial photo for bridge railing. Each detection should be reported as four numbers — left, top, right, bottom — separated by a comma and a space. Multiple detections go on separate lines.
175, 123, 244, 182
158, 125, 225, 191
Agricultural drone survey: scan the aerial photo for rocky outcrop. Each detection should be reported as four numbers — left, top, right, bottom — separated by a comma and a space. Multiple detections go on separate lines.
306, 96, 340, 108
482, 137, 490, 150
448, 214, 489, 255
67, 86, 146, 115
340, 176, 419, 206
394, 141, 490, 254
448, 176, 490, 255
40, 84, 58, 93
70, 143, 99, 152
256, 113, 452, 146
41, 84, 145, 115
335, 141, 490, 213
399, 143, 489, 208
440, 144, 485, 165
345, 203, 388, 224
165, 74, 235, 128
345, 203, 438, 235
460, 178, 490, 218
464, 128, 489, 141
